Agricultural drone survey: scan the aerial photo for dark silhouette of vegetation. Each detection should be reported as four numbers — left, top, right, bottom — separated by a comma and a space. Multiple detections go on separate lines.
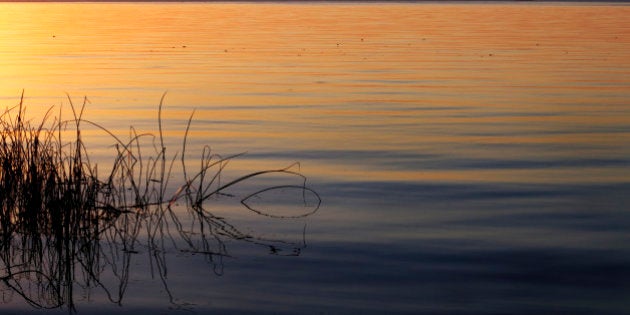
0, 92, 320, 313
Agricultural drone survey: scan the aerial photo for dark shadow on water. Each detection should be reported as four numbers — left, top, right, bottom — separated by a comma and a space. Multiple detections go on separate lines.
0, 93, 320, 313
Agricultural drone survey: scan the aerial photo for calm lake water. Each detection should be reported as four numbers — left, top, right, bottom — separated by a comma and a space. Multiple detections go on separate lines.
1, 2, 630, 314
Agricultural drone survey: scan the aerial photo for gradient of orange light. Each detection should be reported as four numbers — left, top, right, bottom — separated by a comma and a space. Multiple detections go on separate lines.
1, 3, 629, 184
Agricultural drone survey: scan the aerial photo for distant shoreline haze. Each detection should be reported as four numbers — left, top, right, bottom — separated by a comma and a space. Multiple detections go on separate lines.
3, 0, 630, 3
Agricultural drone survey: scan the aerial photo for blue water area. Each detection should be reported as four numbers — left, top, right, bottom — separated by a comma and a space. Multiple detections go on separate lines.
284, 181, 630, 314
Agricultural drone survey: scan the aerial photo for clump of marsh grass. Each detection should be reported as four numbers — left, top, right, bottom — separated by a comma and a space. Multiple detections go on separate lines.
0, 92, 101, 241
0, 92, 320, 312
0, 92, 104, 311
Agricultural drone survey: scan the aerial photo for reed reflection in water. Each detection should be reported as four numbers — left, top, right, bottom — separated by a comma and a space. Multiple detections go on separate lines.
0, 95, 320, 312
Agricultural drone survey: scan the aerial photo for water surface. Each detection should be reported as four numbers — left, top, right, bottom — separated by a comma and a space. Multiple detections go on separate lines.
0, 2, 630, 314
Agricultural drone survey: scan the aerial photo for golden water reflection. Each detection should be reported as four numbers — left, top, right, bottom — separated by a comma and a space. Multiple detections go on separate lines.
0, 3, 629, 185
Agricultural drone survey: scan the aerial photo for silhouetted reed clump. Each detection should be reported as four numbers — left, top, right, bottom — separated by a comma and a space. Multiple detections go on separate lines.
0, 93, 320, 313
0, 94, 102, 241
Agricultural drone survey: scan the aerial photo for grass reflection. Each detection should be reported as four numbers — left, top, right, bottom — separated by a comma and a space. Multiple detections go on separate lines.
0, 93, 320, 312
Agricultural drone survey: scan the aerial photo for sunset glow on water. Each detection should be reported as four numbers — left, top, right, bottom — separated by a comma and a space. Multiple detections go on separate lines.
0, 2, 629, 314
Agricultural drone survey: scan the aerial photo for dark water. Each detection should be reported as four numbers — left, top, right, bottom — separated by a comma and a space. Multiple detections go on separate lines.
0, 2, 629, 314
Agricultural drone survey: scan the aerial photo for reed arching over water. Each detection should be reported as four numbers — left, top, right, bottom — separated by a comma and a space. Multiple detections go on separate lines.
0, 93, 321, 312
